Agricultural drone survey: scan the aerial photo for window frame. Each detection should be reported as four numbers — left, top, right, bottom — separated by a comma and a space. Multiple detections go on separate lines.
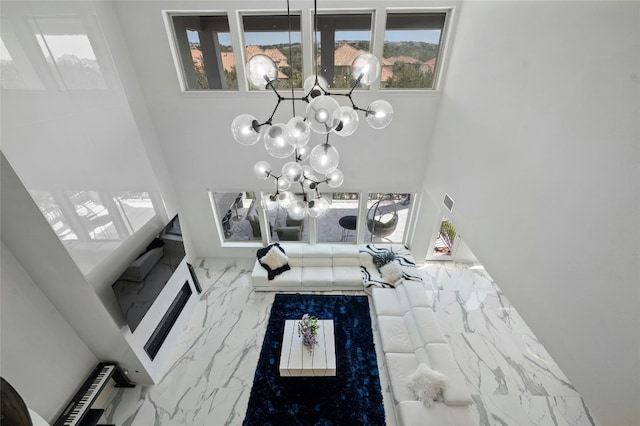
310, 9, 376, 90
380, 7, 454, 91
239, 10, 304, 92
165, 11, 237, 92
210, 190, 415, 247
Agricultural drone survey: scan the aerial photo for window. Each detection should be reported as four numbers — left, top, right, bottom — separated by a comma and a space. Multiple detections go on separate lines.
314, 13, 373, 89
381, 12, 446, 89
170, 14, 237, 90
267, 193, 309, 243
365, 193, 411, 243
212, 192, 261, 242
242, 14, 302, 91
316, 193, 359, 243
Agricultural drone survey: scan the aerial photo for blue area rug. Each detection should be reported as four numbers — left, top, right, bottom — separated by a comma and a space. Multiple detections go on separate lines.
243, 294, 385, 426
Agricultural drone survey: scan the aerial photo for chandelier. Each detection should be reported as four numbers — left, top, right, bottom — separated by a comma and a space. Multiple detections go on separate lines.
231, 0, 393, 220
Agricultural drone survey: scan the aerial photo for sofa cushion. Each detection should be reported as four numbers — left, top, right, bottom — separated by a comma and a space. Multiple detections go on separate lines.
407, 363, 447, 407
394, 283, 413, 312
252, 262, 301, 287
372, 288, 404, 316
302, 244, 332, 257
302, 256, 332, 267
403, 311, 429, 350
396, 401, 476, 426
301, 267, 333, 287
332, 247, 360, 266
403, 281, 432, 308
257, 243, 291, 280
385, 353, 420, 404
412, 308, 447, 344
331, 244, 359, 258
425, 344, 473, 406
378, 316, 414, 353
332, 266, 362, 287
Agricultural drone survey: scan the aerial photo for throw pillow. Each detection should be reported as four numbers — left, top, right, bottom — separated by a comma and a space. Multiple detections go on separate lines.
373, 249, 396, 269
380, 261, 403, 285
407, 363, 447, 407
257, 243, 290, 280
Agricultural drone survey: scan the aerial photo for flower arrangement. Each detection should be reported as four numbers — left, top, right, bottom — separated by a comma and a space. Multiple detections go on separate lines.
297, 313, 320, 351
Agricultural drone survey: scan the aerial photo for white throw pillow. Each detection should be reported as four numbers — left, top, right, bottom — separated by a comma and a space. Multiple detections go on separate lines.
407, 363, 447, 407
260, 245, 289, 270
380, 261, 403, 284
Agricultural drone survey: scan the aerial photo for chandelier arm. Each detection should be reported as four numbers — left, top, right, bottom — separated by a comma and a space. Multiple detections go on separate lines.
261, 96, 284, 126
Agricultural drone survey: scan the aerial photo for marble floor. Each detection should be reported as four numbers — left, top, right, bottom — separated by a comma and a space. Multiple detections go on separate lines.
102, 258, 600, 426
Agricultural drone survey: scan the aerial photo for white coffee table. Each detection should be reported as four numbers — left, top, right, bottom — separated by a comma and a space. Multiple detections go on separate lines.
279, 319, 336, 377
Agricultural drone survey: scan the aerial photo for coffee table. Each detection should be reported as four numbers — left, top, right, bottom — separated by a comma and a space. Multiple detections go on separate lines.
279, 319, 336, 377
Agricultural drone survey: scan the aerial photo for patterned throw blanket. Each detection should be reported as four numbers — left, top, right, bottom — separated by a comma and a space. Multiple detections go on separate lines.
359, 244, 423, 290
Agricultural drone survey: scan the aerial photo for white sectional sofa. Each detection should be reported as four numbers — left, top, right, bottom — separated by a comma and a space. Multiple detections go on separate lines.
364, 245, 475, 426
251, 244, 363, 292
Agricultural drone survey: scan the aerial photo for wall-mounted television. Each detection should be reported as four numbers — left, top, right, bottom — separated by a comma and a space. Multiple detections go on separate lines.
112, 215, 186, 332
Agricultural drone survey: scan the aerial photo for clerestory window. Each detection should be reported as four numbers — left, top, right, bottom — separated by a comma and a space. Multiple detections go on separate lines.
381, 12, 447, 89
241, 14, 303, 91
170, 14, 237, 90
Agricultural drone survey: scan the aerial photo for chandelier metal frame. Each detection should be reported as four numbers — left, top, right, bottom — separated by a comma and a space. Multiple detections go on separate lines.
231, 0, 393, 222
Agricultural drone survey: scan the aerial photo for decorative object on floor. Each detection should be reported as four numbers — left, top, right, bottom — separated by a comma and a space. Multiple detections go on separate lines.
407, 363, 447, 407
367, 193, 399, 241
360, 244, 423, 289
297, 313, 320, 351
257, 243, 290, 280
244, 294, 385, 425
232, 0, 393, 220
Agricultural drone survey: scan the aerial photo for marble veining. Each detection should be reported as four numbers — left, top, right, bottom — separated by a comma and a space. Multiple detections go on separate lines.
103, 258, 600, 426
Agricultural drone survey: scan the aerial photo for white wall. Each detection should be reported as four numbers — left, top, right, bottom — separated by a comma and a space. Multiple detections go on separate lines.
0, 241, 98, 423
424, 1, 640, 424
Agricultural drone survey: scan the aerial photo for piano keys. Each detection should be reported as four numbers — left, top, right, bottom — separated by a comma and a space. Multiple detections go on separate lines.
53, 362, 134, 426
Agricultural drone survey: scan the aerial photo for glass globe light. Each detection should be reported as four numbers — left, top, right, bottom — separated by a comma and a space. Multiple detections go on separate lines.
352, 53, 381, 86
286, 117, 311, 148
332, 106, 359, 137
277, 191, 293, 209
308, 196, 330, 218
326, 169, 344, 188
281, 161, 303, 183
306, 96, 340, 134
246, 54, 278, 90
278, 179, 291, 191
310, 143, 340, 174
303, 75, 328, 99
302, 165, 315, 179
231, 114, 261, 146
264, 123, 296, 158
297, 145, 311, 162
261, 194, 278, 211
253, 161, 272, 179
366, 100, 394, 129
288, 200, 307, 220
